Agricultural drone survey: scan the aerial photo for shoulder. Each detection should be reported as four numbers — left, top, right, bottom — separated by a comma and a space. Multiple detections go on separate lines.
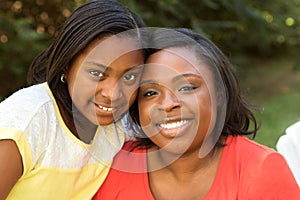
1, 83, 51, 105
0, 83, 55, 130
227, 135, 277, 160
0, 83, 52, 113
223, 135, 286, 180
245, 151, 300, 198
226, 136, 300, 198
0, 83, 60, 168
94, 142, 151, 200
227, 135, 292, 173
111, 141, 147, 173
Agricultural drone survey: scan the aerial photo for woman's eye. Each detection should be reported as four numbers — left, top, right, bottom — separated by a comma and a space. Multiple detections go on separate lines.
143, 90, 157, 97
179, 85, 197, 92
123, 74, 136, 81
90, 71, 104, 79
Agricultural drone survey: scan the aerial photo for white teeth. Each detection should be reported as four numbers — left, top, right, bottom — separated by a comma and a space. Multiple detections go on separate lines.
159, 120, 188, 129
98, 105, 112, 112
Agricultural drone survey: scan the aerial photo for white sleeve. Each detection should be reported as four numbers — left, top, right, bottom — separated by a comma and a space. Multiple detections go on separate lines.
276, 121, 300, 186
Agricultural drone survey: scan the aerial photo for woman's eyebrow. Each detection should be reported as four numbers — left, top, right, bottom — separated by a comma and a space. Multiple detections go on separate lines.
127, 65, 144, 72
86, 62, 144, 73
86, 61, 108, 70
172, 73, 202, 82
139, 80, 159, 86
140, 73, 202, 86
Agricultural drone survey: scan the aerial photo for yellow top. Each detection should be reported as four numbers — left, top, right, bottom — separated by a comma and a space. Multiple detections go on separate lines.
0, 83, 126, 199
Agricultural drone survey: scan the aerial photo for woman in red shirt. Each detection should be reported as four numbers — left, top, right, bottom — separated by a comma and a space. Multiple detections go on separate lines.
94, 28, 300, 199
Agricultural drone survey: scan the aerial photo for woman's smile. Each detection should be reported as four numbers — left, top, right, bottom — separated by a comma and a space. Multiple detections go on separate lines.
156, 119, 193, 138
94, 103, 113, 113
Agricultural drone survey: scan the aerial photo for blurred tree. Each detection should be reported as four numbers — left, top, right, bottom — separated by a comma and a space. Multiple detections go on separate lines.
0, 0, 299, 100
120, 0, 300, 57
0, 0, 77, 99
0, 15, 45, 98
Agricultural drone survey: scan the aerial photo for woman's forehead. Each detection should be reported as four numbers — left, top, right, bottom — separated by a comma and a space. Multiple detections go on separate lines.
145, 48, 212, 78
75, 35, 143, 68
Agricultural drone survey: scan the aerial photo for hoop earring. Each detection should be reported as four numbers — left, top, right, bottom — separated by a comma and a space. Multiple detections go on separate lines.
60, 74, 66, 83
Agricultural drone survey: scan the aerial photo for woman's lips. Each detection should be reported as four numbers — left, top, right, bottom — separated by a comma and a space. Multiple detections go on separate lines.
156, 119, 192, 137
95, 103, 113, 113
159, 120, 189, 129
97, 104, 112, 112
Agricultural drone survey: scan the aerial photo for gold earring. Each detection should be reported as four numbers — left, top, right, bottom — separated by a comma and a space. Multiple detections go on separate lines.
60, 74, 66, 83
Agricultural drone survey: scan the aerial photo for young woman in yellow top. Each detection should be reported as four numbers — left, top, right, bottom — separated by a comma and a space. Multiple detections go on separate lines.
0, 0, 147, 199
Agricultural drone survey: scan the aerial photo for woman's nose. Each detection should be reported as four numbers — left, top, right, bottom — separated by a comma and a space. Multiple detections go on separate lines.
159, 91, 181, 111
97, 79, 122, 101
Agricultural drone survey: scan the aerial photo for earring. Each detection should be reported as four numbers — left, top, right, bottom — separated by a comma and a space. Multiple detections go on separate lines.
60, 74, 66, 83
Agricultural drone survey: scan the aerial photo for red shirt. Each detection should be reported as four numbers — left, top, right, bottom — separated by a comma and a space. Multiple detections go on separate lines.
94, 135, 300, 199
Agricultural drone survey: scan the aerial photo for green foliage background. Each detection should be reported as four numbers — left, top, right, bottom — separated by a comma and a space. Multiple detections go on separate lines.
1, 0, 299, 96
0, 0, 299, 148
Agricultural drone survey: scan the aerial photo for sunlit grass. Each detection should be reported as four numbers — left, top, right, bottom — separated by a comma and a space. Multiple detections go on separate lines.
238, 55, 300, 149
253, 92, 300, 149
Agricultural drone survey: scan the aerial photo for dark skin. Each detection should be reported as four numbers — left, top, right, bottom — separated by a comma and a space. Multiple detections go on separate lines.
0, 140, 23, 200
147, 145, 223, 200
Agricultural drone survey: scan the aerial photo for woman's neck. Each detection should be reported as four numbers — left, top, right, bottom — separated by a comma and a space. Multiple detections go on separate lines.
58, 103, 97, 144
147, 144, 224, 200
148, 144, 222, 177
73, 114, 97, 143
